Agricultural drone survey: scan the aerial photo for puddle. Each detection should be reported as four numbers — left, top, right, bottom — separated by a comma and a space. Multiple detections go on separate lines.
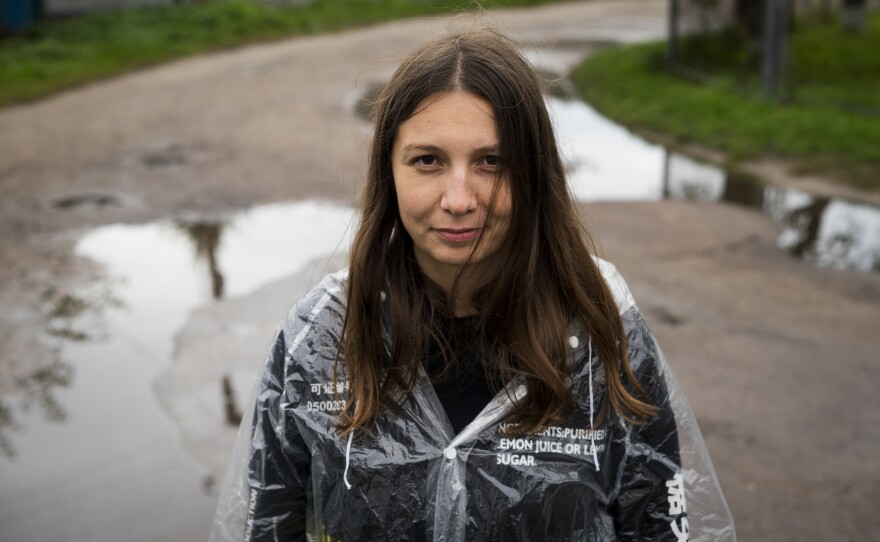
548, 95, 880, 273
141, 143, 190, 168
766, 187, 880, 272
0, 200, 354, 542
53, 192, 121, 210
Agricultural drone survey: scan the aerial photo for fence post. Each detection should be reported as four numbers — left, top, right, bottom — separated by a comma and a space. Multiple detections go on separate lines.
762, 0, 788, 99
667, 0, 680, 65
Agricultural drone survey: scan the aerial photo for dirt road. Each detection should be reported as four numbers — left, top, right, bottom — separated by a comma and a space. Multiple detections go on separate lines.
1, 1, 878, 540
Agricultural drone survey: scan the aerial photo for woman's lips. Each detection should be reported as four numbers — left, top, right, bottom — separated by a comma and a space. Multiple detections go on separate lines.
435, 228, 482, 242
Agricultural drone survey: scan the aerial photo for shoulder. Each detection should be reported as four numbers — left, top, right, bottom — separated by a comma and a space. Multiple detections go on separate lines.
591, 258, 660, 375
592, 256, 636, 316
282, 268, 348, 323
261, 268, 350, 379
277, 268, 349, 351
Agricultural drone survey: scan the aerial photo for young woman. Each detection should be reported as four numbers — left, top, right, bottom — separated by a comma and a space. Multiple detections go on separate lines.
212, 31, 735, 542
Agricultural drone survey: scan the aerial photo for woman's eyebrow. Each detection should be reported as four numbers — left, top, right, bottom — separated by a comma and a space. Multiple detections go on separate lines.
401, 143, 443, 153
473, 145, 500, 155
401, 143, 500, 153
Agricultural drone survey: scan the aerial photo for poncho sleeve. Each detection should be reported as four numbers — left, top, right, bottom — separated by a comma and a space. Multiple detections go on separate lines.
209, 325, 311, 542
597, 257, 736, 542
211, 271, 348, 542
243, 328, 311, 542
611, 308, 688, 541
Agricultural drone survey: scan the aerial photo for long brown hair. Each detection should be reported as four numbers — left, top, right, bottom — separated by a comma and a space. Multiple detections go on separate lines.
338, 30, 656, 436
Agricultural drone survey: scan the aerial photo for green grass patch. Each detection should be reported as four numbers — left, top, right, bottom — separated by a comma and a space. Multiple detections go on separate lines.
571, 13, 880, 191
0, 0, 564, 108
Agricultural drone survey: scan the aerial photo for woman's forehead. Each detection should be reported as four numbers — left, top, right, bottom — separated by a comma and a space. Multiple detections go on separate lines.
393, 91, 498, 150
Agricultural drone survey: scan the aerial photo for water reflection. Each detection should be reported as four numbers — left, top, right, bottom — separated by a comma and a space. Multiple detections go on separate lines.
0, 361, 73, 459
0, 283, 118, 458
0, 200, 354, 542
663, 153, 726, 201
179, 221, 226, 300
768, 189, 880, 272
222, 374, 243, 427
549, 95, 667, 201
546, 95, 880, 273
0, 401, 14, 457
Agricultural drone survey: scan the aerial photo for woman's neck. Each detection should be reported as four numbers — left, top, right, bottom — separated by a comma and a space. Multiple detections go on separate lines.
416, 260, 485, 317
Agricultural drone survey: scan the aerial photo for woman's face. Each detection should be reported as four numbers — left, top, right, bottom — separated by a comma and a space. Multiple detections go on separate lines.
391, 91, 512, 290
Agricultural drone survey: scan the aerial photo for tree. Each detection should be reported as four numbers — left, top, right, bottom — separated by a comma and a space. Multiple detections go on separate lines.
842, 0, 867, 32
734, 0, 763, 39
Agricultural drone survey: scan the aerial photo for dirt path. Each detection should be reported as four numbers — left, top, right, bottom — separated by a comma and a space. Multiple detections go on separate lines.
587, 200, 880, 541
1, 1, 878, 540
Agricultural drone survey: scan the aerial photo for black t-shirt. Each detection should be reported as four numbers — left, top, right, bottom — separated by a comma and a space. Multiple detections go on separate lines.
424, 317, 497, 434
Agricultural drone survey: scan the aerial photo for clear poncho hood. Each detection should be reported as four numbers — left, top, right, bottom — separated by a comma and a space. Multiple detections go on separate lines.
211, 260, 736, 541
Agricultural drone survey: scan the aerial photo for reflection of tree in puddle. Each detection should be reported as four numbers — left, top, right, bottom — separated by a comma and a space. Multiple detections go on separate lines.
0, 400, 15, 457
768, 191, 879, 271
222, 374, 243, 427
662, 151, 727, 202
5, 360, 74, 454
178, 221, 226, 300
785, 199, 830, 259
15, 360, 73, 423
0, 284, 118, 458
810, 207, 876, 271
766, 187, 828, 262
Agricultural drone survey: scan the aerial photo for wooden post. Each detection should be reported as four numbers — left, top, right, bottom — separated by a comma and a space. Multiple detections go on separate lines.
667, 0, 680, 66
762, 0, 788, 99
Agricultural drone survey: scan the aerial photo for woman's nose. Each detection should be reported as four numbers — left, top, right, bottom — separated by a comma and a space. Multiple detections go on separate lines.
440, 167, 478, 215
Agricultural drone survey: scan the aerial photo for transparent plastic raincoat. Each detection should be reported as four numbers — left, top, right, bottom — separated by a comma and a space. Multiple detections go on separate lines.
211, 260, 736, 542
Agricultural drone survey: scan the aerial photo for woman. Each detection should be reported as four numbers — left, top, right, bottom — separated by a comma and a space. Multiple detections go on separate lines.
212, 30, 735, 542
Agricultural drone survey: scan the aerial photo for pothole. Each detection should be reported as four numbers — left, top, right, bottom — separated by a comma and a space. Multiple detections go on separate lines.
649, 305, 686, 327
141, 143, 189, 168
52, 193, 121, 210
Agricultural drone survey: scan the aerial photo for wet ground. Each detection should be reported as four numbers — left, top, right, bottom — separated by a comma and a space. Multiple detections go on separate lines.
1, 1, 879, 541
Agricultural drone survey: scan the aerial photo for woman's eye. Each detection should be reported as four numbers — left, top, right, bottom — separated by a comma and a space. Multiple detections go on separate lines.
414, 155, 438, 166
482, 155, 500, 167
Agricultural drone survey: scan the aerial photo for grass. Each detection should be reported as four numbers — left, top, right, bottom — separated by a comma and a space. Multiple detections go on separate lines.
0, 0, 565, 108
571, 12, 880, 191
